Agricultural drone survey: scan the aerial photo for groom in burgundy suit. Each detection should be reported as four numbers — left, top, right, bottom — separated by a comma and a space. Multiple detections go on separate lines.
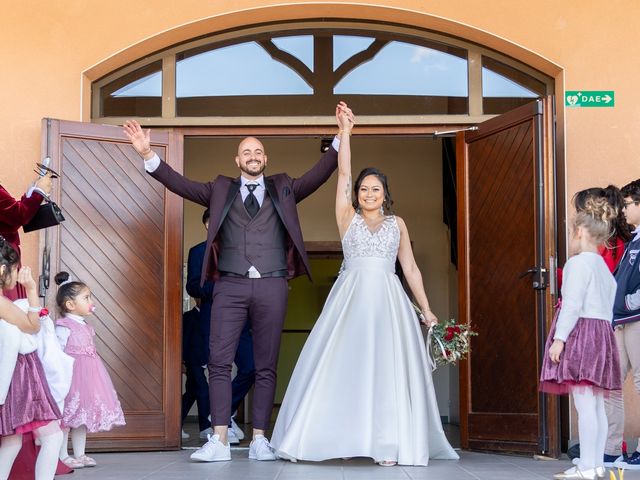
124, 102, 354, 462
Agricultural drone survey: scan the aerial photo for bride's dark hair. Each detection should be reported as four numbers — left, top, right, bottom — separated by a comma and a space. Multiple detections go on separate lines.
352, 167, 394, 212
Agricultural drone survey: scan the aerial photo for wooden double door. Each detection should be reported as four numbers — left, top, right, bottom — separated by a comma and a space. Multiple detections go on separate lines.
42, 98, 557, 453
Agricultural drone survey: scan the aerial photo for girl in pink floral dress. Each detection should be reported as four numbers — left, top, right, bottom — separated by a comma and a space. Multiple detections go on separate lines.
54, 272, 125, 468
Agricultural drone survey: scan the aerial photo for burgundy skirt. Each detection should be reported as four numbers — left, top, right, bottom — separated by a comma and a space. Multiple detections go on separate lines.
540, 310, 621, 395
0, 352, 61, 436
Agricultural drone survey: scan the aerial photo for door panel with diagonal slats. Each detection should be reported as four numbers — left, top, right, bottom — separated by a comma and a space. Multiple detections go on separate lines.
468, 120, 538, 417
45, 119, 182, 450
458, 100, 556, 454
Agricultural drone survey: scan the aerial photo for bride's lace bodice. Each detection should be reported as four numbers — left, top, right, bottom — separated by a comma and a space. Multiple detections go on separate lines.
342, 214, 400, 263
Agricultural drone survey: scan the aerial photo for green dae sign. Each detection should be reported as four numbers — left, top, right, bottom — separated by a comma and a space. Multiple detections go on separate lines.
565, 90, 615, 107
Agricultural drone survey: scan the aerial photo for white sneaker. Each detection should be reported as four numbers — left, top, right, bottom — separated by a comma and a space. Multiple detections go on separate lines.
228, 428, 240, 445
569, 460, 606, 478
553, 466, 596, 480
199, 427, 213, 439
249, 435, 277, 461
181, 429, 190, 440
190, 434, 231, 462
230, 417, 245, 441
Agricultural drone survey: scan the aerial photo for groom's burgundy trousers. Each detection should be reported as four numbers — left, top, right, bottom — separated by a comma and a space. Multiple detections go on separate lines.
208, 275, 288, 430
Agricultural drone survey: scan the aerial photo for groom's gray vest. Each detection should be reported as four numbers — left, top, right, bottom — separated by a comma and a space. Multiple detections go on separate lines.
217, 192, 288, 276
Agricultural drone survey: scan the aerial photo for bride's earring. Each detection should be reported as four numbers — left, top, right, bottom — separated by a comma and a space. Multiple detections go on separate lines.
379, 206, 384, 215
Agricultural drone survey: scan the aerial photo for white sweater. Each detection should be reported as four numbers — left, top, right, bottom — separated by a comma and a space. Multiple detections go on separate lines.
554, 252, 617, 342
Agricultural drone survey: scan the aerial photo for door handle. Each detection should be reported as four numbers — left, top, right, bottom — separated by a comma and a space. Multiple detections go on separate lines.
519, 268, 537, 279
38, 245, 50, 298
519, 267, 548, 290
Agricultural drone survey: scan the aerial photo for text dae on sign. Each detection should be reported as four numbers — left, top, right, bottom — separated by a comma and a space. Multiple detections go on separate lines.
565, 91, 615, 107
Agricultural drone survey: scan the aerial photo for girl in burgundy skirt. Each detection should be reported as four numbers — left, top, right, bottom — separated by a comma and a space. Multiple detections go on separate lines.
540, 198, 622, 480
0, 238, 62, 480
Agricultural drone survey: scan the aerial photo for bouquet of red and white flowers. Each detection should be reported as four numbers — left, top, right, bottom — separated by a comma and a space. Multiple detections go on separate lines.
427, 319, 477, 368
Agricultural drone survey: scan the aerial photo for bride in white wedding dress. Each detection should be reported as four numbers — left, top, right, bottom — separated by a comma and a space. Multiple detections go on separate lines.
270, 102, 459, 466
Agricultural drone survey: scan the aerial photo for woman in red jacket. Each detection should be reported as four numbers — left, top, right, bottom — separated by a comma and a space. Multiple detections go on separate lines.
0, 174, 51, 300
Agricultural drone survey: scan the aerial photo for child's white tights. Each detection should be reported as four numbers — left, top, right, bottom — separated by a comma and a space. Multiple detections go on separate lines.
573, 387, 607, 470
58, 429, 68, 459
0, 434, 22, 480
72, 426, 87, 458
59, 426, 88, 459
0, 427, 63, 480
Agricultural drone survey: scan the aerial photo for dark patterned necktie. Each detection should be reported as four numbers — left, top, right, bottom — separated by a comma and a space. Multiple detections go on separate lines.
244, 183, 259, 218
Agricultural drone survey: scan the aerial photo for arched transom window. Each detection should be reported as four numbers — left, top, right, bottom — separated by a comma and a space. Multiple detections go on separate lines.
93, 22, 552, 125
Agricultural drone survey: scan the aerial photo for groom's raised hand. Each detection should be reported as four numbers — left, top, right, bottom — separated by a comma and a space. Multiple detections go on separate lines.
123, 120, 154, 160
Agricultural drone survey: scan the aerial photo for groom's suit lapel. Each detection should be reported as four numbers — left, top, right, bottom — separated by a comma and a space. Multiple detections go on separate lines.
264, 176, 286, 226
216, 178, 241, 231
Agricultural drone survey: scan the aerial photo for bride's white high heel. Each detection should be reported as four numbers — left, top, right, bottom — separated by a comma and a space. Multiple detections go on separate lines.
378, 460, 397, 467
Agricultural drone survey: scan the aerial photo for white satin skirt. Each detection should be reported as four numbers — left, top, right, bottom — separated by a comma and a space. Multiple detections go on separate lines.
271, 257, 459, 465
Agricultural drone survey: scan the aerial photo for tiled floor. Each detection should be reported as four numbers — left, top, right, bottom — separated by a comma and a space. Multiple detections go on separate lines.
63, 449, 640, 480
68, 421, 640, 479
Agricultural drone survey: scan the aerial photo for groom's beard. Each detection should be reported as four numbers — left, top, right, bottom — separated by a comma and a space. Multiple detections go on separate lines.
240, 162, 266, 177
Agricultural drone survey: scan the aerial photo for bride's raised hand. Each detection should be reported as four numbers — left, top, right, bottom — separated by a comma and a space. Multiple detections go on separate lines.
340, 111, 353, 134
336, 102, 355, 133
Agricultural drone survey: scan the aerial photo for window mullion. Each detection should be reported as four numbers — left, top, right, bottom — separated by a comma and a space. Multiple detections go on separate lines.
314, 35, 333, 99
162, 55, 176, 119
468, 50, 483, 116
